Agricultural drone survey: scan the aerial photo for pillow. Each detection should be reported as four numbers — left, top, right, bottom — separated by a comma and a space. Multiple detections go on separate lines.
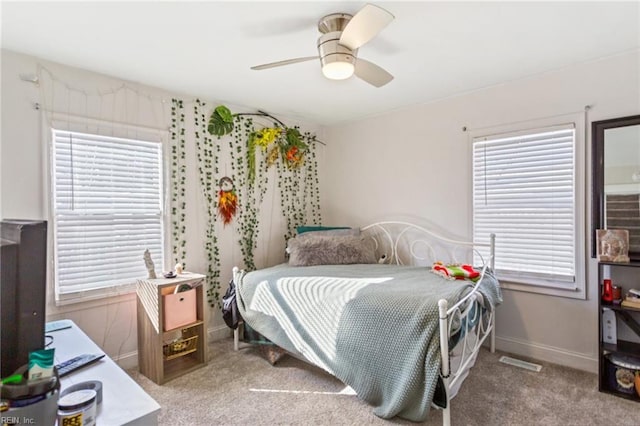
296, 225, 352, 235
296, 228, 360, 240
288, 234, 377, 266
431, 262, 480, 282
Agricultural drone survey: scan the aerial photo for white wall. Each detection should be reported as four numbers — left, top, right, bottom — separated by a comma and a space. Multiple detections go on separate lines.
0, 49, 324, 368
3, 46, 638, 373
322, 50, 640, 372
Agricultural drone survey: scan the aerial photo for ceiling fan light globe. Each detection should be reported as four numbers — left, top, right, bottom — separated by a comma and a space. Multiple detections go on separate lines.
322, 61, 354, 80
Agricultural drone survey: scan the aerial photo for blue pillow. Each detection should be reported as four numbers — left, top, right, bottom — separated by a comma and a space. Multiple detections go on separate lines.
296, 225, 351, 234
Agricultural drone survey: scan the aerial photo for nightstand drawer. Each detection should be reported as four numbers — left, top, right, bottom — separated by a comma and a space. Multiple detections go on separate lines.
163, 288, 196, 331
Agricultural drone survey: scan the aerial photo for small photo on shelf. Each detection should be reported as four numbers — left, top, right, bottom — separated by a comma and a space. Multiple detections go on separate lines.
597, 229, 630, 263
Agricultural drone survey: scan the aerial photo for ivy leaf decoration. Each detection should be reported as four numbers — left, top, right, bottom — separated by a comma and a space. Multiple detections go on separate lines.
216, 105, 233, 123
208, 105, 235, 136
247, 132, 257, 182
285, 127, 302, 147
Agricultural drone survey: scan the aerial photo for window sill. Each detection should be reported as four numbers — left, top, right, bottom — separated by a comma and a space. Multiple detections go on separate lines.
500, 280, 586, 300
47, 286, 137, 316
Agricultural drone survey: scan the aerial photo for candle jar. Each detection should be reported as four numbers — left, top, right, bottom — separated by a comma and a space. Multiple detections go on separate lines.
612, 285, 622, 304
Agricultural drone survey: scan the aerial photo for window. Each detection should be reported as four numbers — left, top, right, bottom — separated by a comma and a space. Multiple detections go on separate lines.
51, 129, 164, 303
472, 123, 584, 296
606, 193, 640, 253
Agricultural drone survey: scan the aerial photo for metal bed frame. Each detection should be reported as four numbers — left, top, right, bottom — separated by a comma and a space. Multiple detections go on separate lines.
233, 221, 496, 426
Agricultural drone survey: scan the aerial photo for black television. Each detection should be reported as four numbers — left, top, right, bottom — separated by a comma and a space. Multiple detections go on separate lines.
0, 220, 47, 378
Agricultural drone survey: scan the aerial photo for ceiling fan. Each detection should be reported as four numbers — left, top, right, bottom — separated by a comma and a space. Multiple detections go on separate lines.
250, 4, 395, 87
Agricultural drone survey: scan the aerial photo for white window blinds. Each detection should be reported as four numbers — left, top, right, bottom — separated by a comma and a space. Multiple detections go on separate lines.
52, 129, 164, 299
472, 126, 576, 288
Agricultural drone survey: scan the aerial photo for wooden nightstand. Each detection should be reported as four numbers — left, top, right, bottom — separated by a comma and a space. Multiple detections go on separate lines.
136, 273, 208, 384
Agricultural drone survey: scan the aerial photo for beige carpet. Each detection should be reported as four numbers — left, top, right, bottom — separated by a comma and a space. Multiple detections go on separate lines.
128, 338, 639, 425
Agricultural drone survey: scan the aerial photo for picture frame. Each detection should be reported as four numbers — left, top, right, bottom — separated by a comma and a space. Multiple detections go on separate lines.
597, 229, 630, 263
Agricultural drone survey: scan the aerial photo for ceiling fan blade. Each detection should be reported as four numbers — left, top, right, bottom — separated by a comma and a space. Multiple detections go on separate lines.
251, 56, 318, 70
354, 58, 393, 87
339, 4, 394, 51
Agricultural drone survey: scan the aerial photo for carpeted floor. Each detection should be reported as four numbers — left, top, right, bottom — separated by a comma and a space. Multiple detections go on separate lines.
128, 338, 639, 425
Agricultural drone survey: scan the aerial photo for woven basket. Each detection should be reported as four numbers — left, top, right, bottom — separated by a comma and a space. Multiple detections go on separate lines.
163, 335, 198, 360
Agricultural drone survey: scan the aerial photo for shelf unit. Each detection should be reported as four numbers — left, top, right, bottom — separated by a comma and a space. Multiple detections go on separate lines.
597, 261, 640, 401
136, 273, 208, 384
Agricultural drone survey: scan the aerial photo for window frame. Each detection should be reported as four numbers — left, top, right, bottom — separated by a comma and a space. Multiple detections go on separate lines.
470, 114, 586, 299
46, 116, 170, 305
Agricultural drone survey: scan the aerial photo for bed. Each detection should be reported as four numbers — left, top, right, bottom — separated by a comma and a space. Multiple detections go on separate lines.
232, 221, 501, 425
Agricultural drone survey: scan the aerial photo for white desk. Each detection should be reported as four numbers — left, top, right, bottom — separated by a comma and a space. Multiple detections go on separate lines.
50, 320, 160, 426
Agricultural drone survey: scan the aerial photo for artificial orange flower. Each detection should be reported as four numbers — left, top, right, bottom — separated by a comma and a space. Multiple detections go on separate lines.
286, 146, 298, 161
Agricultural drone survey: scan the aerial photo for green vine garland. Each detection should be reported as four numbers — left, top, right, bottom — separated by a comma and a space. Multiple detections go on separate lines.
169, 103, 322, 309
276, 129, 322, 241
228, 116, 268, 271
170, 99, 187, 267
207, 106, 322, 270
194, 99, 222, 307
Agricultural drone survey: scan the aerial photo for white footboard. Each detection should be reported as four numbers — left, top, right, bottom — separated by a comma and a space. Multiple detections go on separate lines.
437, 262, 496, 426
360, 222, 496, 426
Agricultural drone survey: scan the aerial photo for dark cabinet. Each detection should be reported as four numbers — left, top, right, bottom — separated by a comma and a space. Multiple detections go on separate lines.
597, 261, 640, 401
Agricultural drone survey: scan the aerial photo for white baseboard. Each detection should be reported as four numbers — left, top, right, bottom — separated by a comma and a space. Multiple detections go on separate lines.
495, 335, 598, 373
208, 325, 233, 342
112, 350, 138, 370
113, 326, 232, 371
116, 331, 596, 374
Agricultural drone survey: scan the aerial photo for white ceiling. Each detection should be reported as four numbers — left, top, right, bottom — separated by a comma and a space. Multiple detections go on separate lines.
2, 1, 639, 125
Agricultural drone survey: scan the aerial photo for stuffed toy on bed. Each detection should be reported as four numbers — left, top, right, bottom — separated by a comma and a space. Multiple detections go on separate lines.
431, 261, 480, 282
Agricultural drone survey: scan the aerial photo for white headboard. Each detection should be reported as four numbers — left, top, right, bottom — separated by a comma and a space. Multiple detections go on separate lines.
360, 221, 494, 268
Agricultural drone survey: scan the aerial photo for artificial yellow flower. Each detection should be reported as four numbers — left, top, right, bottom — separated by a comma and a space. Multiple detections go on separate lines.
255, 127, 282, 150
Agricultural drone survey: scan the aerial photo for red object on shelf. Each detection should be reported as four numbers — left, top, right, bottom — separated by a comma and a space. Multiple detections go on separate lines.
603, 279, 614, 303
613, 285, 622, 303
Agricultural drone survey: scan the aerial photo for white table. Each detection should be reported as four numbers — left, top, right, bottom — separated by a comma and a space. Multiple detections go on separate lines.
49, 319, 160, 425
